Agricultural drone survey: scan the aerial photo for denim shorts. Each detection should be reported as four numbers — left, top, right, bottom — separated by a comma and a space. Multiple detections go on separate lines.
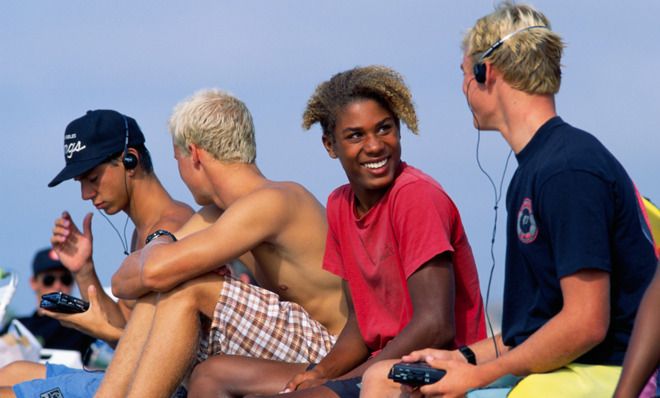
13, 363, 104, 398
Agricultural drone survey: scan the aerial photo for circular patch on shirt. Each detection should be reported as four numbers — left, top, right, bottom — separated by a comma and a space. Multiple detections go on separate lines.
517, 198, 538, 243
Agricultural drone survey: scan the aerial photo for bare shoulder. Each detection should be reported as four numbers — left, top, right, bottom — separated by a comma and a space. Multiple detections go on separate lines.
156, 200, 195, 232
214, 180, 325, 241
250, 180, 322, 210
176, 205, 223, 239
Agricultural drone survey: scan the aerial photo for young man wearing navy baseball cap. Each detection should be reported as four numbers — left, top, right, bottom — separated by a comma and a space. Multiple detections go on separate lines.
0, 109, 194, 398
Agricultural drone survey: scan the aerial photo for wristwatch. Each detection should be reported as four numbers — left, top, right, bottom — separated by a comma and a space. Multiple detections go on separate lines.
458, 345, 477, 365
145, 229, 177, 245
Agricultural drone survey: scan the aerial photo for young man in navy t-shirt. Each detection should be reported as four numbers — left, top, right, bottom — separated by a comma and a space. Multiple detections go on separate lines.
361, 3, 657, 398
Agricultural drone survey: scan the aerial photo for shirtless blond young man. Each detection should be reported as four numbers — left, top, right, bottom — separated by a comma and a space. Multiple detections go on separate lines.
96, 89, 347, 398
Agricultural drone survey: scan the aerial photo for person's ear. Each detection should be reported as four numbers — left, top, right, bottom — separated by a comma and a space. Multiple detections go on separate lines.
29, 275, 38, 291
189, 143, 202, 165
322, 134, 337, 159
484, 62, 497, 86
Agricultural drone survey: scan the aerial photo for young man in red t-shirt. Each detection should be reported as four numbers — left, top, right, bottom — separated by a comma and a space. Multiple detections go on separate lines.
186, 66, 485, 398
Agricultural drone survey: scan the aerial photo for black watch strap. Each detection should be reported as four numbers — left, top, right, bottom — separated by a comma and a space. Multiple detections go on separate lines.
145, 229, 177, 245
458, 345, 477, 365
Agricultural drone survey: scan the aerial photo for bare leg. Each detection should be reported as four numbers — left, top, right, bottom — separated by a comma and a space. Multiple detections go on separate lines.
0, 361, 46, 386
249, 385, 339, 398
0, 386, 17, 397
124, 274, 223, 398
95, 292, 159, 397
360, 359, 406, 397
188, 356, 307, 398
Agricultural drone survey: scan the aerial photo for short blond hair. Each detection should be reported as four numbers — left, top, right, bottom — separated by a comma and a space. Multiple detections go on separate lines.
302, 65, 418, 136
463, 2, 565, 94
169, 89, 256, 163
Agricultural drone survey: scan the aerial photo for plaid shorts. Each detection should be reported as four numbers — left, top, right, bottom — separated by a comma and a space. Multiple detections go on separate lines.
197, 276, 336, 364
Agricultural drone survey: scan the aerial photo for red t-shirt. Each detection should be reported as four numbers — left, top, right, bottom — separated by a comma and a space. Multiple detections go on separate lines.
324, 163, 486, 353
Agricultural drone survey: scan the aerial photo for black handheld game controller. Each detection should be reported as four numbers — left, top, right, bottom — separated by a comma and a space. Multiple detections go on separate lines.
388, 361, 446, 387
40, 291, 89, 314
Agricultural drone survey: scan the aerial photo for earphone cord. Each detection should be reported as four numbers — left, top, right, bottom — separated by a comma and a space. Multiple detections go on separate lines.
120, 115, 132, 256
122, 168, 131, 255
122, 212, 130, 255
93, 152, 132, 257
466, 78, 512, 358
476, 130, 512, 359
96, 209, 130, 256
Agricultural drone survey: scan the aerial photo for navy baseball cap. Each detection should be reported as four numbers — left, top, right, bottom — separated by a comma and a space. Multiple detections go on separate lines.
48, 110, 145, 187
32, 248, 66, 275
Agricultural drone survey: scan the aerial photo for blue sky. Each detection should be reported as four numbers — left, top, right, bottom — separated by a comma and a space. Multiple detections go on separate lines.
1, 1, 658, 322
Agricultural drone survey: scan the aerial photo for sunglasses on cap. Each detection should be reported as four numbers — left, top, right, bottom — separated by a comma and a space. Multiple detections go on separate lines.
39, 273, 74, 287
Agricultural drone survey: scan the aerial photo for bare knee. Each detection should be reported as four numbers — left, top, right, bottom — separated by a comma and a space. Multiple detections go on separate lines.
0, 361, 46, 386
188, 356, 242, 397
361, 360, 400, 396
157, 274, 223, 317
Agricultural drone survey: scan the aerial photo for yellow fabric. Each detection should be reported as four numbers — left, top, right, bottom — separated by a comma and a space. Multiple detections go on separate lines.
643, 197, 660, 254
508, 363, 622, 398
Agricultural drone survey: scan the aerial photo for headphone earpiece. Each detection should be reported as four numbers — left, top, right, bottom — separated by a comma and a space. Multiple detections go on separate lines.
123, 153, 138, 169
472, 25, 549, 86
120, 114, 138, 170
473, 62, 487, 84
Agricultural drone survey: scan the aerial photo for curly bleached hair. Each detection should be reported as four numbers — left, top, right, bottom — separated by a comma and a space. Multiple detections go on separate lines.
302, 65, 418, 136
169, 89, 256, 163
463, 2, 565, 94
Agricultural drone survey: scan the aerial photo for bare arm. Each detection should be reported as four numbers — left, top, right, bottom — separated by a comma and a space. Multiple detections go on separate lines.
111, 242, 164, 299
282, 282, 369, 392
284, 253, 456, 392
341, 252, 456, 379
111, 206, 224, 298
178, 206, 258, 279
51, 211, 126, 328
457, 334, 510, 364
397, 334, 510, 378
112, 191, 289, 298
417, 269, 610, 396
614, 264, 660, 398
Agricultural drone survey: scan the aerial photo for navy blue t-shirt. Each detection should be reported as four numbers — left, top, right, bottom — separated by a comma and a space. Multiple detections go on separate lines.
502, 116, 656, 365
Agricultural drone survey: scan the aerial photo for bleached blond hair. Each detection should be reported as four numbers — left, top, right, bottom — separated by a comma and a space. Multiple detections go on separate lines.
169, 89, 256, 163
463, 2, 565, 94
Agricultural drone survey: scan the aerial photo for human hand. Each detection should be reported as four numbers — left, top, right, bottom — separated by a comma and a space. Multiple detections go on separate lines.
40, 285, 122, 343
414, 358, 482, 398
402, 348, 464, 364
51, 211, 94, 274
280, 367, 328, 393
